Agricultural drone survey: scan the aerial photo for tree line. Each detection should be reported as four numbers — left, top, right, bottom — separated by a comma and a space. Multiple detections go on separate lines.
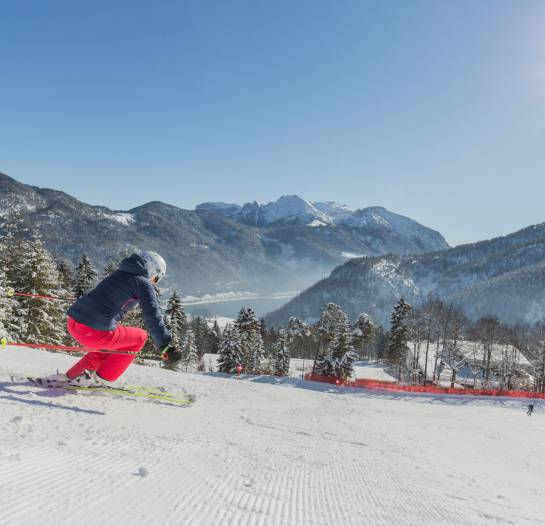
1, 211, 544, 390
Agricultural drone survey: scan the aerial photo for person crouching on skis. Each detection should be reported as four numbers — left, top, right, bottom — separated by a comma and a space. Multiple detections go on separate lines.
46, 251, 182, 387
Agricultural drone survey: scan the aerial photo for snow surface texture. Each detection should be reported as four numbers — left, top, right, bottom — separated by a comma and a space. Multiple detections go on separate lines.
1, 346, 544, 526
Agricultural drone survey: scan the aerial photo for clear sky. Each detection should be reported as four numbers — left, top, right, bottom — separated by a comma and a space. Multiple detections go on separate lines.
1, 0, 545, 246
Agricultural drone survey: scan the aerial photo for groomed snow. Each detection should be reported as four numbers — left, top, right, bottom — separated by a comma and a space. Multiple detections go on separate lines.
1, 346, 544, 526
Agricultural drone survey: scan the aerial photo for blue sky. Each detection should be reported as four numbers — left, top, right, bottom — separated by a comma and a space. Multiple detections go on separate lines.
1, 0, 544, 246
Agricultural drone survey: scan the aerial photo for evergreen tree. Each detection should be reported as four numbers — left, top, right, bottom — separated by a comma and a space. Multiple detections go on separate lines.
19, 240, 66, 345
165, 291, 187, 346
191, 316, 208, 357
272, 330, 290, 376
56, 260, 74, 292
0, 265, 12, 339
388, 297, 412, 379
286, 316, 310, 358
5, 238, 34, 339
217, 326, 243, 373
352, 313, 376, 360
235, 307, 264, 374
180, 328, 199, 371
103, 260, 118, 277
314, 303, 351, 376
210, 320, 221, 354
55, 260, 75, 345
375, 326, 389, 362
74, 254, 97, 297
314, 303, 347, 374
324, 316, 357, 380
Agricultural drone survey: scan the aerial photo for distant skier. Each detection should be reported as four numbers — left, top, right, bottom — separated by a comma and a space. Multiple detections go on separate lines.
45, 251, 181, 387
527, 404, 534, 417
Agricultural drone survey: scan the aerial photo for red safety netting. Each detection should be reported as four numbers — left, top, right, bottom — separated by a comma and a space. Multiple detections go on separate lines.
304, 374, 545, 399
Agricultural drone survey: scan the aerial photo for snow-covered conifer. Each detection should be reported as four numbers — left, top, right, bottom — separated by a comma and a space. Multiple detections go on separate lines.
74, 254, 97, 298
165, 291, 187, 346
103, 260, 118, 277
217, 326, 243, 373
0, 265, 12, 340
314, 303, 350, 375
19, 240, 66, 344
388, 297, 412, 378
180, 328, 199, 371
235, 307, 264, 374
352, 313, 376, 359
272, 330, 290, 376
286, 316, 310, 356
323, 316, 356, 379
56, 260, 74, 292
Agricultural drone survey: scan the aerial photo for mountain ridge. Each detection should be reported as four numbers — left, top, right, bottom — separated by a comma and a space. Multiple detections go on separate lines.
265, 221, 545, 326
0, 171, 450, 299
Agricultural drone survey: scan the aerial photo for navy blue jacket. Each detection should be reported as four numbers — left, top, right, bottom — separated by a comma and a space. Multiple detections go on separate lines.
68, 253, 172, 349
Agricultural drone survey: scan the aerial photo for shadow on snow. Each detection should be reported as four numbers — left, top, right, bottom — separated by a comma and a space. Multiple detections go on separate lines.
0, 381, 106, 416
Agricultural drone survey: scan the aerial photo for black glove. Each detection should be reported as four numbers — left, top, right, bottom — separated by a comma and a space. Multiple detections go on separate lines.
161, 344, 182, 367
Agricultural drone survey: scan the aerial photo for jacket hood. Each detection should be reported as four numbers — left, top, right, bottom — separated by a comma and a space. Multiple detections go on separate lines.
119, 253, 152, 278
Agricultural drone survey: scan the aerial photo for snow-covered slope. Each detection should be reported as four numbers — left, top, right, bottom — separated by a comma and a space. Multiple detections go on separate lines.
313, 201, 355, 220
260, 195, 332, 226
198, 197, 449, 254
0, 173, 449, 299
1, 346, 544, 526
267, 221, 545, 326
338, 206, 449, 253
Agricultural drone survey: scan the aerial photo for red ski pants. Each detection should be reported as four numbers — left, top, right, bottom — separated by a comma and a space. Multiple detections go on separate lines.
66, 317, 148, 381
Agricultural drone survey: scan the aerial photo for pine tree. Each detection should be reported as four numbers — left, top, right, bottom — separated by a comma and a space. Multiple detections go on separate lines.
326, 317, 357, 380
19, 239, 66, 345
165, 291, 187, 346
103, 260, 118, 277
55, 260, 75, 345
235, 307, 264, 374
272, 330, 290, 376
191, 316, 212, 359
180, 328, 199, 371
5, 238, 34, 339
314, 303, 350, 376
352, 313, 376, 360
0, 264, 12, 340
210, 320, 221, 354
217, 326, 243, 373
286, 316, 310, 357
74, 254, 97, 297
56, 260, 74, 292
388, 297, 412, 379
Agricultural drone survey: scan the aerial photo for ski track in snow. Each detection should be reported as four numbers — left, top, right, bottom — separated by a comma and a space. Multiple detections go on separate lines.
1, 347, 545, 526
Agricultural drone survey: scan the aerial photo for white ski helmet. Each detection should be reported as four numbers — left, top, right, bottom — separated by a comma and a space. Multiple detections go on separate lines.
137, 250, 167, 282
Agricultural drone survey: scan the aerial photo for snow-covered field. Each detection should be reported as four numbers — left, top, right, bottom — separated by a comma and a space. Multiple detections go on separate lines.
1, 346, 545, 526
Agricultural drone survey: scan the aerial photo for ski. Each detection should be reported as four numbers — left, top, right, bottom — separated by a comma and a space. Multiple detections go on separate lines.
10, 375, 195, 407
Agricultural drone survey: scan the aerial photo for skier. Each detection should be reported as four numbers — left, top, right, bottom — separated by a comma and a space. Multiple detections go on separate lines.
45, 251, 182, 387
527, 404, 534, 417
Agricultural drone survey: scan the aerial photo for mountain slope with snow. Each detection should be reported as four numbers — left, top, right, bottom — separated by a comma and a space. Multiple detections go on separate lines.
267, 221, 545, 326
1, 346, 544, 526
0, 172, 449, 298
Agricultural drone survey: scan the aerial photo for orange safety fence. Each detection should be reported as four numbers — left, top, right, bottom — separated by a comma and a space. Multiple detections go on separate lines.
304, 374, 545, 399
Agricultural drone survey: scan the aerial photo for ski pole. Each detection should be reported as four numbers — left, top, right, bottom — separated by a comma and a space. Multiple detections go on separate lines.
0, 339, 139, 356
3, 288, 75, 302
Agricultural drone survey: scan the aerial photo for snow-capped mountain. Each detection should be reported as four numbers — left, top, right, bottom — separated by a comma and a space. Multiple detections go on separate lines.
0, 172, 449, 298
313, 201, 355, 220
199, 196, 333, 227
266, 222, 545, 326
197, 196, 449, 252
261, 196, 332, 226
